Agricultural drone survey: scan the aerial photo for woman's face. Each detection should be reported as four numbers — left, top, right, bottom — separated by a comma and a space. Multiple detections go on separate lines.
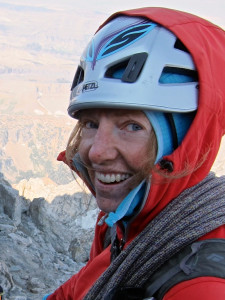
79, 108, 153, 213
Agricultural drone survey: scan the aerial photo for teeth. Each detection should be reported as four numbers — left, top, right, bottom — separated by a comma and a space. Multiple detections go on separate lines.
96, 172, 130, 183
115, 174, 120, 182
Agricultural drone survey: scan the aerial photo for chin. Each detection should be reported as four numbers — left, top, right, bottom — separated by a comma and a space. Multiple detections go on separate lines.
96, 198, 122, 213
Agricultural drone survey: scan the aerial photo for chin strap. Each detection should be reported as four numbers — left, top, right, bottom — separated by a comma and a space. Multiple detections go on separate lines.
105, 180, 146, 228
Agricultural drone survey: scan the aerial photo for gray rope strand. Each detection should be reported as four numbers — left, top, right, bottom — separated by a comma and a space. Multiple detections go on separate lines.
84, 173, 225, 300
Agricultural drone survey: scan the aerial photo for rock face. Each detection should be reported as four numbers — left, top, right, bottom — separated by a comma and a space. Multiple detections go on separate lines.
0, 173, 98, 300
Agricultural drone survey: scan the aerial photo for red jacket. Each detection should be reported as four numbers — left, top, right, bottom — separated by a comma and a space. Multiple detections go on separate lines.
49, 7, 225, 300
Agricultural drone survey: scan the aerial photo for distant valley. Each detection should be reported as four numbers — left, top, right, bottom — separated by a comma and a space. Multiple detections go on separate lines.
0, 114, 75, 184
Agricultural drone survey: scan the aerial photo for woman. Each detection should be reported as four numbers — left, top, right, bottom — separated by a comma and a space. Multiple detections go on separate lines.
44, 7, 225, 300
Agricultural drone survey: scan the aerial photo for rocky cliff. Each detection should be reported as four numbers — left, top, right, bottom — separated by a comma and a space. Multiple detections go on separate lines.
0, 173, 98, 300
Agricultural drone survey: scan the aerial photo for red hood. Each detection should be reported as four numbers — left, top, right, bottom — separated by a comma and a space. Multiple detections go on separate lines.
98, 7, 225, 237
58, 7, 225, 241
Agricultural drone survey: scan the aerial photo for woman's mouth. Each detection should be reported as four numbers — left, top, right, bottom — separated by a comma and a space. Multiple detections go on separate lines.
96, 172, 131, 184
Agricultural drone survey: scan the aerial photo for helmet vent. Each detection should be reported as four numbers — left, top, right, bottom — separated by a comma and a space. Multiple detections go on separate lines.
174, 39, 189, 53
71, 66, 84, 90
159, 66, 198, 84
105, 59, 129, 79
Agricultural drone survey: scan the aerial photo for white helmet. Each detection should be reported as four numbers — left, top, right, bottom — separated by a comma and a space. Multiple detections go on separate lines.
68, 15, 198, 118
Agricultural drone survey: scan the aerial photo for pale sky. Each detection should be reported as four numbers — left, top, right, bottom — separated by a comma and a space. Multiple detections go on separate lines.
81, 0, 225, 29
7, 0, 224, 29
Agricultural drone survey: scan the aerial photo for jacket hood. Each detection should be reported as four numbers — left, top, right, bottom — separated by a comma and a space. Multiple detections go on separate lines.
59, 7, 225, 240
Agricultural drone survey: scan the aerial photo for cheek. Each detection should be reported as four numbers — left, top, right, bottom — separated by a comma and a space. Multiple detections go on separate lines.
125, 143, 150, 171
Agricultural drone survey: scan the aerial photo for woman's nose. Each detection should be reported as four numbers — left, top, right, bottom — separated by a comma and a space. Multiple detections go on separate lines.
88, 125, 118, 164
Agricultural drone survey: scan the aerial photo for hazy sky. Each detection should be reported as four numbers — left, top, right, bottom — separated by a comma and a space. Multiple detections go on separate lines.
5, 0, 225, 29
47, 0, 225, 47
78, 0, 224, 29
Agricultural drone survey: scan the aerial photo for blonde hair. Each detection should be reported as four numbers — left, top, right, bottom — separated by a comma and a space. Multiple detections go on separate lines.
66, 121, 82, 167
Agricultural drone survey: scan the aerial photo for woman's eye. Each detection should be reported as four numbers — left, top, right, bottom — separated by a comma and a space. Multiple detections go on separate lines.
126, 123, 142, 131
84, 121, 98, 129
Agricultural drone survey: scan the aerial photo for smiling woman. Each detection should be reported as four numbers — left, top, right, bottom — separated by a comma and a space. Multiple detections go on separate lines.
67, 108, 156, 213
46, 6, 225, 300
